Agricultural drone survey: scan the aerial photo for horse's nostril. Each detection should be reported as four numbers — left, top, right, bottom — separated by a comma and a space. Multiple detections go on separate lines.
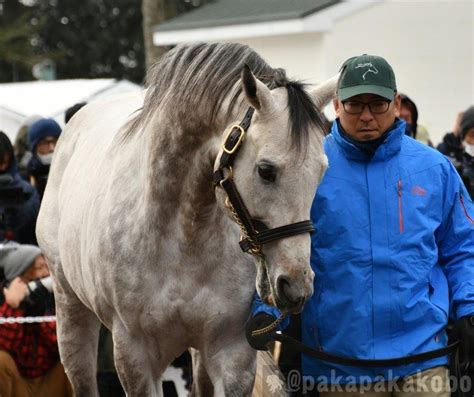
277, 276, 298, 305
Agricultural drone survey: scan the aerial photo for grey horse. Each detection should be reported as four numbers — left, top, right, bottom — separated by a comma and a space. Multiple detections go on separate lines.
36, 43, 337, 396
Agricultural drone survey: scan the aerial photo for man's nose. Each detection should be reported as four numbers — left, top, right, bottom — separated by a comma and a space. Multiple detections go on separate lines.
359, 105, 374, 121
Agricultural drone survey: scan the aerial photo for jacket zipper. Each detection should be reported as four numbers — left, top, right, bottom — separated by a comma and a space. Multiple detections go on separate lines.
460, 194, 474, 224
398, 180, 404, 233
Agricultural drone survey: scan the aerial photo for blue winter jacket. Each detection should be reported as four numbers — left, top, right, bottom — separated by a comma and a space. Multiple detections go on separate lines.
253, 119, 474, 383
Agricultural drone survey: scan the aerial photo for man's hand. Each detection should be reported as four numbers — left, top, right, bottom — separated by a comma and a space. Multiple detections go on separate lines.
3, 277, 28, 309
245, 313, 277, 351
454, 315, 474, 365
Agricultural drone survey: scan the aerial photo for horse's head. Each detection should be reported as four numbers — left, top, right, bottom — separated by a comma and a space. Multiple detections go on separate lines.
215, 66, 337, 314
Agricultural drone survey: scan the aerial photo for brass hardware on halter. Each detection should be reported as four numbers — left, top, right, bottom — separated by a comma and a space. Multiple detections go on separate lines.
225, 196, 263, 257
222, 125, 245, 154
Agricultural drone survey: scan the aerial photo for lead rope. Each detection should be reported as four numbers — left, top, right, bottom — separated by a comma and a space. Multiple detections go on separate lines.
223, 195, 287, 338
251, 312, 287, 337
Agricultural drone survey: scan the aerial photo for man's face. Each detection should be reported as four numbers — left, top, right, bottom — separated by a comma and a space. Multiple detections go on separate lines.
464, 128, 474, 145
333, 93, 401, 141
36, 136, 58, 155
21, 255, 50, 282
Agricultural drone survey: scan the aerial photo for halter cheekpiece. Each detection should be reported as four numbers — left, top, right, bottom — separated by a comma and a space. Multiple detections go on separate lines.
213, 107, 315, 257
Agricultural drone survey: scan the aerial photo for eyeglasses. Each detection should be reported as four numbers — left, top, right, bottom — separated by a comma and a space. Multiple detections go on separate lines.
342, 100, 391, 115
36, 137, 58, 150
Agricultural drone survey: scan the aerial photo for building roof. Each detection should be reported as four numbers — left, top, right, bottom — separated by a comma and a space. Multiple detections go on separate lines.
152, 0, 372, 46
154, 0, 340, 32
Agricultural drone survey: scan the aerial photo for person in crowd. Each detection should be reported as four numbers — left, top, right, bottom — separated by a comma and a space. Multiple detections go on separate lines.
399, 93, 433, 146
27, 118, 61, 200
0, 132, 39, 244
247, 54, 474, 396
459, 105, 474, 198
65, 102, 87, 124
0, 244, 72, 397
13, 115, 43, 180
437, 110, 465, 173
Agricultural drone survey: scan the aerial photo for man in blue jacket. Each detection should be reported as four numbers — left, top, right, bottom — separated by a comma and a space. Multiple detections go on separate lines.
247, 55, 474, 396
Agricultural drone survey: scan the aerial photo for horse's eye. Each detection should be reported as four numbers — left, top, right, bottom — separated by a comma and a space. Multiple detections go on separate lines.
258, 164, 277, 183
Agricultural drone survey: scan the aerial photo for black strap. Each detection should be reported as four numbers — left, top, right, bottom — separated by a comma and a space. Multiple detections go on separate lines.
274, 333, 459, 367
240, 221, 315, 252
221, 178, 257, 237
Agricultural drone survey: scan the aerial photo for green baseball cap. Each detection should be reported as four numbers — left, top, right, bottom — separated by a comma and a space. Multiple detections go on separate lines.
337, 54, 397, 101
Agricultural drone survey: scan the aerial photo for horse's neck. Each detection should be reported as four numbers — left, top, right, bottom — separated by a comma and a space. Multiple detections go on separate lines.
143, 107, 240, 247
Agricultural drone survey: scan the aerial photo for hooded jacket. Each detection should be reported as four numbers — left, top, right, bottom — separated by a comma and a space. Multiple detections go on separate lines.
254, 119, 474, 382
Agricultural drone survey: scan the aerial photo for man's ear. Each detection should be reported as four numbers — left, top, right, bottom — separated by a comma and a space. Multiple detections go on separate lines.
393, 93, 401, 118
333, 98, 341, 118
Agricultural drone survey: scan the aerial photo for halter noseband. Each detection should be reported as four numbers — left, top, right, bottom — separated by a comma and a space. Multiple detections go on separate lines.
213, 107, 315, 257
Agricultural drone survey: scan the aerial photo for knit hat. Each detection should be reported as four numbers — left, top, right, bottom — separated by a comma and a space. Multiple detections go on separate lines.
28, 118, 61, 152
0, 244, 42, 281
461, 106, 474, 139
337, 54, 397, 101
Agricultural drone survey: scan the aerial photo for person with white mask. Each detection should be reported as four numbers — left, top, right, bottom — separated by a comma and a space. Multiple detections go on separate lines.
26, 118, 61, 200
460, 105, 474, 198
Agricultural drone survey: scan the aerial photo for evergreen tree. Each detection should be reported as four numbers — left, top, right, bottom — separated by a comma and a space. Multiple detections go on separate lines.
0, 0, 211, 83
0, 0, 41, 82
31, 0, 145, 83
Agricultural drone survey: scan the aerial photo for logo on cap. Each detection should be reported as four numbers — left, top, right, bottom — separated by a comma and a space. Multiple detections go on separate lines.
355, 63, 379, 80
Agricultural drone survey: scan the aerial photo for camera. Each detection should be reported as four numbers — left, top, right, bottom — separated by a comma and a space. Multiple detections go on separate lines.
0, 184, 27, 242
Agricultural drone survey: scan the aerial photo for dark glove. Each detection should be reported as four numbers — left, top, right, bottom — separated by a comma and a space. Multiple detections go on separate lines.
28, 281, 50, 303
453, 315, 474, 365
22, 281, 50, 315
245, 313, 277, 351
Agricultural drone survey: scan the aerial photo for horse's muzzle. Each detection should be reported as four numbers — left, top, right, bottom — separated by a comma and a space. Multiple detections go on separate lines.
274, 275, 312, 314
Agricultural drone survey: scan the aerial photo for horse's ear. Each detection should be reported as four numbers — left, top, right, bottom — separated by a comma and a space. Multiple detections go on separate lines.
309, 74, 340, 109
241, 65, 275, 113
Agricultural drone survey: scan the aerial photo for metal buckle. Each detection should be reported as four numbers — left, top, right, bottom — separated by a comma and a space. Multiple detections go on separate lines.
222, 125, 245, 154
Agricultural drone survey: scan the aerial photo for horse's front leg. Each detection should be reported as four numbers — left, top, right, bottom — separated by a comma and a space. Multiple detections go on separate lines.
190, 348, 214, 396
202, 335, 257, 396
112, 324, 167, 397
54, 281, 102, 397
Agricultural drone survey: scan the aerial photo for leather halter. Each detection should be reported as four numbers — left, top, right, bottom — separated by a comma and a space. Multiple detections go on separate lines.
213, 107, 315, 256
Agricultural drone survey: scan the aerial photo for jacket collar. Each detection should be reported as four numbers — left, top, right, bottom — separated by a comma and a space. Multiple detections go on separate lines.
330, 118, 406, 162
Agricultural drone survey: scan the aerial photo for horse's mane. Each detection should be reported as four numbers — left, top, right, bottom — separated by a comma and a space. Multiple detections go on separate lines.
125, 43, 324, 151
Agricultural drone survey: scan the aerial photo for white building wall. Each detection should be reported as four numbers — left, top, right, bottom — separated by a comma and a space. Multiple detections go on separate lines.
223, 1, 473, 144
324, 0, 473, 144
223, 33, 327, 84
